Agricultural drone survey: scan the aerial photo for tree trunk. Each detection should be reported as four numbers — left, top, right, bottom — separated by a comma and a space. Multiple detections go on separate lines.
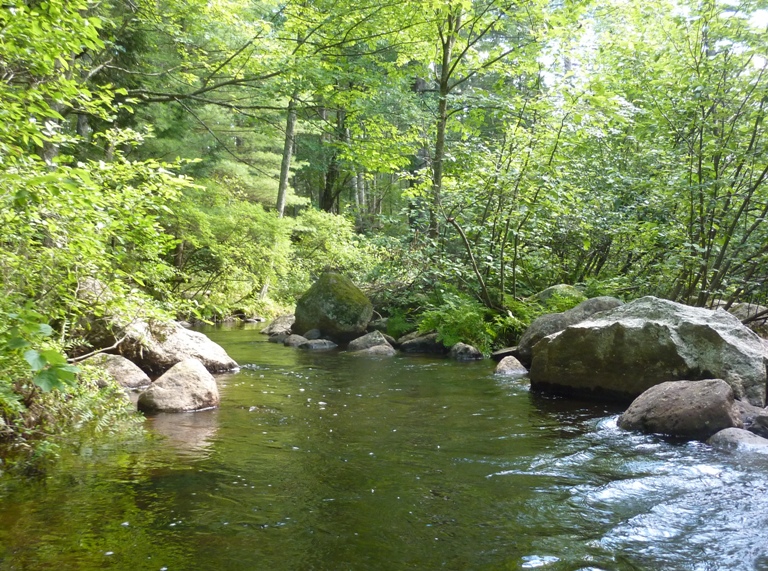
430, 10, 460, 238
275, 92, 298, 218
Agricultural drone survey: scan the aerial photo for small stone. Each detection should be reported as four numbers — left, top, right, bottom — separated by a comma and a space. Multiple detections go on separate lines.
449, 342, 483, 361
495, 356, 528, 376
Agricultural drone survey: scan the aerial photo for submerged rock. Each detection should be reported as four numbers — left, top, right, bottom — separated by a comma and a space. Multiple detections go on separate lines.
83, 353, 151, 390
495, 356, 528, 376
352, 344, 396, 357
708, 428, 768, 453
284, 334, 309, 347
137, 359, 220, 413
530, 296, 767, 405
293, 273, 373, 341
618, 379, 741, 440
449, 342, 483, 361
299, 339, 338, 351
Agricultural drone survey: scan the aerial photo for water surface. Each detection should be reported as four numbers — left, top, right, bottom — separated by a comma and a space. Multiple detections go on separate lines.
1, 324, 767, 570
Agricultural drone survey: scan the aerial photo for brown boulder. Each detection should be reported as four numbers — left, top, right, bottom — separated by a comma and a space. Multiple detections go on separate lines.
618, 379, 741, 440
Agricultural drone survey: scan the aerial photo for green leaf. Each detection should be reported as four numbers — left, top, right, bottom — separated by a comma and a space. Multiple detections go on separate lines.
24, 349, 47, 372
32, 368, 62, 392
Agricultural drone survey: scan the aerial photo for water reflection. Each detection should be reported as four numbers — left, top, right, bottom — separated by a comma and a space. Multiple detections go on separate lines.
2, 325, 768, 571
146, 410, 219, 457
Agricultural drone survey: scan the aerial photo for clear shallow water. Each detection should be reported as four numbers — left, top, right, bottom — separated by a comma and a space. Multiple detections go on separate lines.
1, 323, 768, 570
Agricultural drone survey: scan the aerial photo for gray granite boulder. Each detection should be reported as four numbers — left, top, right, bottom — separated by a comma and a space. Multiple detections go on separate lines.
348, 330, 391, 352
518, 296, 624, 366
293, 273, 373, 341
137, 359, 220, 413
261, 315, 295, 336
119, 320, 238, 375
495, 356, 528, 376
618, 379, 741, 440
530, 297, 767, 405
83, 353, 151, 390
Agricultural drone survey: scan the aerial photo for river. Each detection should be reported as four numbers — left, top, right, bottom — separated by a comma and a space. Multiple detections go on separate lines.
1, 323, 767, 570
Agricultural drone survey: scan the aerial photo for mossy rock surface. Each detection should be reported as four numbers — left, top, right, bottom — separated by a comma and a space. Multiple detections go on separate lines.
293, 273, 373, 341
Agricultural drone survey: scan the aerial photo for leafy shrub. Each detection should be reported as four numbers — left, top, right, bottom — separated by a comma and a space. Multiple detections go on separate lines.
418, 293, 495, 355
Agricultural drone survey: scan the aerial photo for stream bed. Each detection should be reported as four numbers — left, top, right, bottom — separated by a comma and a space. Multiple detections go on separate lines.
1, 323, 768, 570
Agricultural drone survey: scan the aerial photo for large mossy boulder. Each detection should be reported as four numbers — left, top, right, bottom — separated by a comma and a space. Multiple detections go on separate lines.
517, 296, 624, 366
530, 296, 768, 406
292, 273, 373, 341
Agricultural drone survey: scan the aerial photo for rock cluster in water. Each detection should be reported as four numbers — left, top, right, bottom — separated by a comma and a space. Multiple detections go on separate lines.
503, 293, 768, 454
76, 278, 237, 413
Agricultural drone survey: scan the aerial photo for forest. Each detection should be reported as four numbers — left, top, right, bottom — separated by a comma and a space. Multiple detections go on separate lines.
1, 0, 768, 456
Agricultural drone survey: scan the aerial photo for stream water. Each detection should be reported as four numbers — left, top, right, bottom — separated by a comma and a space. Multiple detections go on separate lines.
1, 323, 768, 570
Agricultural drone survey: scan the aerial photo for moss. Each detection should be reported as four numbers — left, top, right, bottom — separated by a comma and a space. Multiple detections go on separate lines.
294, 273, 373, 339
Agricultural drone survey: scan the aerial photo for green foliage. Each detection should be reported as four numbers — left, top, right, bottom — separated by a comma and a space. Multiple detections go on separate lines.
385, 310, 416, 340
418, 293, 496, 355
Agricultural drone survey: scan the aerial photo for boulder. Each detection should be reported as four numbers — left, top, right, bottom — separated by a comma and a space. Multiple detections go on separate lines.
302, 329, 323, 340
518, 296, 624, 366
732, 400, 766, 429
348, 330, 392, 352
292, 273, 373, 341
399, 333, 448, 355
284, 334, 309, 347
397, 330, 425, 345
748, 413, 768, 439
382, 333, 399, 347
495, 356, 528, 376
299, 339, 338, 351
261, 315, 295, 336
530, 296, 767, 406
531, 284, 587, 305
708, 427, 768, 453
618, 379, 741, 440
119, 320, 238, 375
351, 344, 397, 357
137, 359, 220, 413
449, 342, 483, 361
83, 353, 151, 390
268, 334, 289, 344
